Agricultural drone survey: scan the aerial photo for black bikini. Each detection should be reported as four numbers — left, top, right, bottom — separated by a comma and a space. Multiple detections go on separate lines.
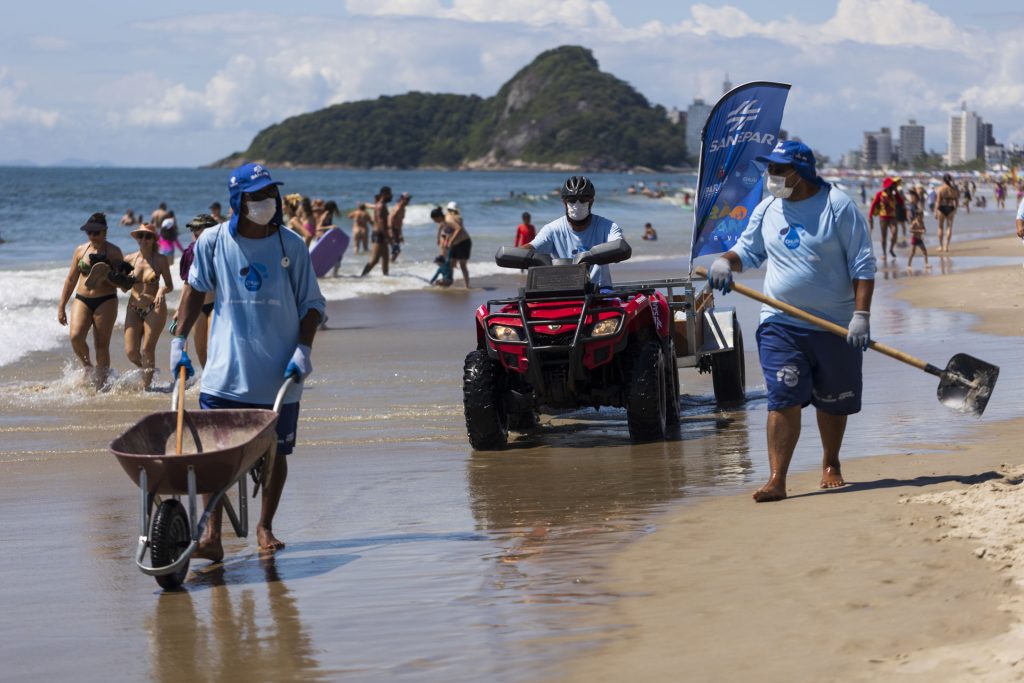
75, 293, 117, 313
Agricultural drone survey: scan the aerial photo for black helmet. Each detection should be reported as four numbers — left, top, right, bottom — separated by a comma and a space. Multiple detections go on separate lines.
561, 175, 595, 200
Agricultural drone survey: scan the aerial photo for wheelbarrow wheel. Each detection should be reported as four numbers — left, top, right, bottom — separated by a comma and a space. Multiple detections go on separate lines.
150, 499, 191, 590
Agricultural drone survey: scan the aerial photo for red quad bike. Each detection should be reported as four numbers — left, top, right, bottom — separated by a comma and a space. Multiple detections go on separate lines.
463, 239, 746, 449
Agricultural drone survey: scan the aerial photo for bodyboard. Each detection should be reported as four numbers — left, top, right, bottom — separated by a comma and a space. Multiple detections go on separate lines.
310, 228, 350, 277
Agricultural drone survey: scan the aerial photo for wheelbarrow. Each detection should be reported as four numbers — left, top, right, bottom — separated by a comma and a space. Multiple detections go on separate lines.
110, 376, 294, 590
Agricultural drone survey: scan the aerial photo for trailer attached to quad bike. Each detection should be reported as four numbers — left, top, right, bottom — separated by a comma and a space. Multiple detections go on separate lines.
463, 240, 745, 449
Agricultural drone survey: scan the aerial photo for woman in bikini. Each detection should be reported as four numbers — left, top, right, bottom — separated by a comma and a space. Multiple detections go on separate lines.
123, 222, 173, 389
174, 214, 219, 368
58, 213, 126, 389
347, 203, 371, 254
441, 203, 472, 288
934, 174, 960, 253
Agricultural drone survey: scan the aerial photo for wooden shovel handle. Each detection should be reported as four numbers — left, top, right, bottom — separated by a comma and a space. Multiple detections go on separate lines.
694, 266, 936, 374
175, 365, 187, 455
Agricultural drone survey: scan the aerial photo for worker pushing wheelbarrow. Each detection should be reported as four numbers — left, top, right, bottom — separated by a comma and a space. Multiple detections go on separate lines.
111, 376, 295, 589
111, 162, 327, 589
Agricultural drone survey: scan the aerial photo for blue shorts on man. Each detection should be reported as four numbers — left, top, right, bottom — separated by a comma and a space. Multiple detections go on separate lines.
199, 393, 301, 455
757, 322, 862, 415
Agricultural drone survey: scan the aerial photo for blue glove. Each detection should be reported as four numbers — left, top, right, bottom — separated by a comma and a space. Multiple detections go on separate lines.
284, 344, 312, 381
169, 335, 194, 379
708, 257, 734, 294
847, 311, 870, 350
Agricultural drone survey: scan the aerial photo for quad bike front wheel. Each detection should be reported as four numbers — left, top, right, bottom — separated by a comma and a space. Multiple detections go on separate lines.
463, 350, 509, 450
711, 322, 746, 405
150, 499, 191, 590
626, 340, 667, 442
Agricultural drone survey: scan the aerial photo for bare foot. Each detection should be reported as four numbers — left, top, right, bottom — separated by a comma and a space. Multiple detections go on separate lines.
752, 483, 787, 502
820, 465, 846, 489
193, 536, 224, 562
257, 526, 285, 552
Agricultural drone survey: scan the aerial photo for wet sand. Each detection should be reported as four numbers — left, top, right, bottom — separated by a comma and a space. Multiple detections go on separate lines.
560, 233, 1024, 681
3, 213, 1024, 681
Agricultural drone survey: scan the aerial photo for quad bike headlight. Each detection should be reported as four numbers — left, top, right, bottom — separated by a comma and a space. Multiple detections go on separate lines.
589, 317, 621, 337
490, 325, 522, 341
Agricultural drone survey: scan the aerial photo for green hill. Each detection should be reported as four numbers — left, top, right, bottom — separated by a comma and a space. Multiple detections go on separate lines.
215, 46, 687, 171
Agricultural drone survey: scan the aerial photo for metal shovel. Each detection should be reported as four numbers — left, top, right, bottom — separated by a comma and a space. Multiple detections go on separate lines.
695, 268, 999, 416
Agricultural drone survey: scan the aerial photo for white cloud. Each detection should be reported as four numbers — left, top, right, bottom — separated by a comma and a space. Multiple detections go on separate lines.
345, 0, 622, 29
0, 68, 59, 128
11, 2, 1020, 164
29, 35, 73, 51
663, 0, 973, 53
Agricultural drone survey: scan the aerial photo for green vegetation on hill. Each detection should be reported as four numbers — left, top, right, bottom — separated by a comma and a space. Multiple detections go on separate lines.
218, 46, 687, 171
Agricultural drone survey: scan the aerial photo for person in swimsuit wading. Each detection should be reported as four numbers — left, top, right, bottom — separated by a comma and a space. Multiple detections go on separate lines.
173, 214, 220, 369
123, 223, 173, 390
360, 185, 392, 277
934, 173, 959, 253
58, 213, 127, 390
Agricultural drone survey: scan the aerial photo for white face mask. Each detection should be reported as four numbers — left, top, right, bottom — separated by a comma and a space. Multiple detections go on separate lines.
566, 201, 591, 222
766, 173, 794, 199
244, 197, 277, 225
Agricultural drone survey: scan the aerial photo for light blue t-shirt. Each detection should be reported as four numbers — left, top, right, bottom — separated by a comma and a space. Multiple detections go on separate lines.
529, 214, 623, 288
1016, 198, 1024, 221
188, 223, 326, 405
730, 186, 875, 329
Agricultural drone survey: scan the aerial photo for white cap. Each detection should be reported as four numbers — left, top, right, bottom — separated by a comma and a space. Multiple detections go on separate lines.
446, 201, 458, 211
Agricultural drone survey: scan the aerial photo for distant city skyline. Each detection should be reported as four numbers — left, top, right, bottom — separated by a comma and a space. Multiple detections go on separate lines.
2, 1, 1023, 166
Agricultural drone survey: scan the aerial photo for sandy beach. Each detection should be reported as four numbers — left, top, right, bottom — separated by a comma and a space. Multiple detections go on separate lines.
560, 235, 1024, 681
4, 211, 1024, 682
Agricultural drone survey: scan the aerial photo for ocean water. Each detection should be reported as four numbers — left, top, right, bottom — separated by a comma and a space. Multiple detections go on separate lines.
0, 167, 696, 369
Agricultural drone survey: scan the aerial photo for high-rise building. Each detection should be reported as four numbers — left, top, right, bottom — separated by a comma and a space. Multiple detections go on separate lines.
948, 103, 979, 165
978, 121, 994, 159
862, 128, 893, 168
898, 119, 925, 165
686, 98, 712, 161
722, 73, 732, 94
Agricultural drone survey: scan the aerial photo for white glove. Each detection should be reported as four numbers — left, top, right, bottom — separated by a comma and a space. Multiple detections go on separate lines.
708, 257, 734, 294
284, 344, 313, 381
847, 311, 870, 350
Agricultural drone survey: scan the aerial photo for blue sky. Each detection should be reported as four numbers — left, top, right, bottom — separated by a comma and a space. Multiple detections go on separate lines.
2, 0, 1022, 166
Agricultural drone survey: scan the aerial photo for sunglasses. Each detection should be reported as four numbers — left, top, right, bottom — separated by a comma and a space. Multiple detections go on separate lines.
564, 195, 593, 203
246, 186, 279, 201
135, 233, 155, 240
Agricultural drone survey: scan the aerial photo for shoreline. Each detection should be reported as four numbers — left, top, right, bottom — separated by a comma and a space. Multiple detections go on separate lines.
557, 232, 1024, 681
202, 158, 698, 174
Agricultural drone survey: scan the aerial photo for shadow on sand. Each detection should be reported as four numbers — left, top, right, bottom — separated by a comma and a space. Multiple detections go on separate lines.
788, 470, 1004, 499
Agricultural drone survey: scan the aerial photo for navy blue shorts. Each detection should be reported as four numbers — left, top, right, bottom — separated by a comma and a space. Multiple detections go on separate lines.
198, 393, 300, 455
756, 322, 863, 415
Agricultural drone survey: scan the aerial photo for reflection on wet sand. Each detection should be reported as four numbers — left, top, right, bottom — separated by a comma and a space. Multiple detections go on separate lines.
148, 556, 326, 683
467, 398, 753, 558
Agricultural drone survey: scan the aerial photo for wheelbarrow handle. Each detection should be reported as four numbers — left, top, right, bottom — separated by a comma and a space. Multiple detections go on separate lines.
261, 376, 298, 498
272, 375, 298, 414
694, 266, 933, 373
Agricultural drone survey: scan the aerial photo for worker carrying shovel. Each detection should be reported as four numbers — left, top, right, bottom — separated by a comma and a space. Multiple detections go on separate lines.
707, 140, 876, 503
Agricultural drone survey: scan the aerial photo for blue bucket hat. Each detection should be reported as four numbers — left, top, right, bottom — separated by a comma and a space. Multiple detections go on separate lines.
227, 162, 284, 235
756, 140, 819, 183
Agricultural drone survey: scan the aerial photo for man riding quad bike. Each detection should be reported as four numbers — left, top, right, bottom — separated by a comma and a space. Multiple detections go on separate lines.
462, 176, 682, 449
